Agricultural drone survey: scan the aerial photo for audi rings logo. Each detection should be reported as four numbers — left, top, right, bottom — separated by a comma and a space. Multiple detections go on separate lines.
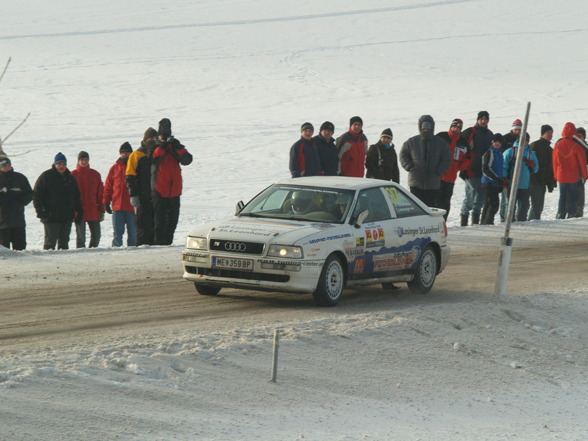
224, 242, 247, 252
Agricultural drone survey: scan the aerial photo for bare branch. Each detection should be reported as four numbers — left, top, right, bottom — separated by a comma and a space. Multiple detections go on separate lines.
0, 112, 31, 148
0, 57, 11, 84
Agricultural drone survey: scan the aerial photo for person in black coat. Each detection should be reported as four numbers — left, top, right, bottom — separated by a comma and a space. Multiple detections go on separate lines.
289, 122, 321, 178
313, 121, 338, 176
33, 152, 83, 250
0, 155, 33, 250
365, 128, 400, 183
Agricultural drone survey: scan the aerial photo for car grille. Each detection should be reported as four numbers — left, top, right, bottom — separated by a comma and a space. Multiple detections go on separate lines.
209, 239, 265, 255
186, 266, 289, 283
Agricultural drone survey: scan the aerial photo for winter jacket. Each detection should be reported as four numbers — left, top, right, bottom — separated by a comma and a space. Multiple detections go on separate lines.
126, 139, 156, 200
503, 140, 539, 190
365, 141, 400, 183
461, 123, 494, 178
104, 158, 134, 212
399, 115, 452, 190
436, 131, 471, 183
152, 137, 193, 198
71, 165, 104, 222
552, 123, 588, 184
313, 134, 338, 176
481, 147, 505, 187
501, 130, 520, 153
336, 129, 368, 177
529, 137, 557, 191
33, 166, 83, 223
0, 168, 33, 229
289, 137, 321, 178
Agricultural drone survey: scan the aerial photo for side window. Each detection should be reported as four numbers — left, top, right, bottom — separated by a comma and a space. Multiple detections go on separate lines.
384, 186, 427, 218
352, 188, 391, 222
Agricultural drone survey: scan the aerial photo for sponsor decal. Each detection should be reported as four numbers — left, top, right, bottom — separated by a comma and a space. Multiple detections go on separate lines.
356, 237, 364, 247
365, 227, 385, 248
397, 224, 442, 238
373, 247, 420, 271
353, 258, 365, 274
345, 247, 364, 258
259, 259, 302, 267
307, 233, 352, 244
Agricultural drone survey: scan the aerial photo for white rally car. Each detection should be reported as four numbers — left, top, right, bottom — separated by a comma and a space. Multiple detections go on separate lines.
182, 176, 450, 306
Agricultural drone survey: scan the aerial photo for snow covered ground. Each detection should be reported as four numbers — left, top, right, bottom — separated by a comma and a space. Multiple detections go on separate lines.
1, 0, 588, 440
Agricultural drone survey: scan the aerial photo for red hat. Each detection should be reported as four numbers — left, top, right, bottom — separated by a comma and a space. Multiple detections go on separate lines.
512, 119, 523, 129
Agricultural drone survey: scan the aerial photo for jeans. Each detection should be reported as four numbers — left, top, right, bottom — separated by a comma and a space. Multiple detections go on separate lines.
557, 182, 579, 219
576, 181, 585, 217
112, 210, 137, 247
528, 182, 547, 220
76, 221, 101, 248
499, 188, 508, 222
460, 177, 483, 216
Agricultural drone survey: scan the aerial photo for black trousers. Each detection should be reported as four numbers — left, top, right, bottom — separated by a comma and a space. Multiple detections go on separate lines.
410, 187, 438, 208
481, 186, 501, 225
44, 222, 73, 250
153, 193, 180, 246
436, 181, 454, 220
0, 227, 27, 250
136, 198, 155, 246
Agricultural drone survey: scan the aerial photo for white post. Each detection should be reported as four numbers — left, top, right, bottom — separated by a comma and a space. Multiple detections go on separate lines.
270, 329, 280, 382
495, 102, 531, 296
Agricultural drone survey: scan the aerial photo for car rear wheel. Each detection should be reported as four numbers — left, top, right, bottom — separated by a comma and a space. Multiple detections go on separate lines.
194, 283, 221, 296
407, 246, 437, 294
313, 254, 345, 306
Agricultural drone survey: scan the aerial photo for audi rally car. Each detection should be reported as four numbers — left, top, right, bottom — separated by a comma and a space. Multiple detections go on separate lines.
182, 176, 450, 306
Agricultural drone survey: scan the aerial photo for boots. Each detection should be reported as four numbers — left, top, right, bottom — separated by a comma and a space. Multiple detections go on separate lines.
460, 214, 469, 227
472, 212, 480, 225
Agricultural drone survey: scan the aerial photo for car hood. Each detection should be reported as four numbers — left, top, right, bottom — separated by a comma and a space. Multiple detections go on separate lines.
187, 216, 337, 245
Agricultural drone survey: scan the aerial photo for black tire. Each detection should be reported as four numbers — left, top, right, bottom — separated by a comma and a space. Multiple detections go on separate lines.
407, 246, 438, 294
313, 254, 345, 306
194, 283, 221, 296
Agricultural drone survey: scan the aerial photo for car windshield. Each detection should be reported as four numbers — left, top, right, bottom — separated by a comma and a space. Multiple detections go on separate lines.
239, 184, 355, 224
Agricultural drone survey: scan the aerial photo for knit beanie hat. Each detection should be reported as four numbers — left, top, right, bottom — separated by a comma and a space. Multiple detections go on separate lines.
380, 128, 393, 139
450, 118, 463, 128
491, 133, 504, 144
477, 110, 490, 121
54, 152, 67, 165
0, 154, 10, 168
300, 122, 314, 132
119, 141, 133, 153
512, 118, 523, 129
541, 124, 553, 135
577, 127, 586, 138
78, 151, 89, 162
158, 118, 172, 138
349, 116, 363, 126
319, 121, 335, 132
143, 127, 158, 141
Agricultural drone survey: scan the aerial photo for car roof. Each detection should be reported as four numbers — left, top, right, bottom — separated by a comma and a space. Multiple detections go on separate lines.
277, 176, 400, 191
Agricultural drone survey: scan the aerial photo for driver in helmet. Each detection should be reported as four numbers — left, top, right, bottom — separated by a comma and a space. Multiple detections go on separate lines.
334, 193, 352, 218
290, 191, 319, 215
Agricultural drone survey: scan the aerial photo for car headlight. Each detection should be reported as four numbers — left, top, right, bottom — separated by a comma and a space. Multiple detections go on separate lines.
267, 244, 303, 259
186, 236, 208, 250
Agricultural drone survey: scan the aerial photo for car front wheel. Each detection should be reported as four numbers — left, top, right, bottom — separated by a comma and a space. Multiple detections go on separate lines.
407, 246, 437, 294
313, 254, 345, 306
194, 283, 221, 296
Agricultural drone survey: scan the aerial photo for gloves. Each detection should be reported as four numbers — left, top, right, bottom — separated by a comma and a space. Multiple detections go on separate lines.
130, 196, 141, 209
99, 211, 105, 222
501, 178, 509, 189
104, 203, 112, 214
459, 170, 469, 181
172, 138, 184, 151
524, 159, 536, 169
75, 213, 83, 225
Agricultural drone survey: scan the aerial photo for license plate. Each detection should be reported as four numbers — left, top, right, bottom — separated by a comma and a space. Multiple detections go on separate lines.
212, 256, 254, 271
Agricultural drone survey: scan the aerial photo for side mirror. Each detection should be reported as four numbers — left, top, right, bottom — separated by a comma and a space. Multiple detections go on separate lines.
353, 210, 369, 228
235, 201, 245, 215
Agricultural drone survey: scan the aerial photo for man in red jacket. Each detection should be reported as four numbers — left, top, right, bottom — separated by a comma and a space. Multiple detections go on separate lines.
336, 116, 368, 177
71, 151, 104, 248
104, 142, 136, 247
553, 122, 588, 219
152, 118, 193, 245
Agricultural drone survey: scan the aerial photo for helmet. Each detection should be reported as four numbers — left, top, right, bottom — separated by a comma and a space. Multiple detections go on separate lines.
291, 191, 312, 213
335, 193, 351, 206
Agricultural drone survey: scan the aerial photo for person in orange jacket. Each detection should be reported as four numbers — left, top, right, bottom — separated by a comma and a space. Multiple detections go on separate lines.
71, 151, 104, 248
152, 118, 193, 245
552, 122, 588, 219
